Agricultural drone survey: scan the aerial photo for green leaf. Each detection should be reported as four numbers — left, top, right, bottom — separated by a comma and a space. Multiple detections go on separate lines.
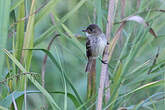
50, 91, 80, 108
10, 0, 24, 11
0, 91, 24, 108
104, 80, 165, 109
109, 26, 151, 107
23, 48, 84, 106
3, 49, 61, 110
96, 0, 102, 27
151, 35, 165, 47
135, 92, 165, 110
34, 0, 87, 53
0, 90, 80, 108
15, 2, 25, 62
0, 0, 11, 79
34, 25, 56, 47
22, 0, 35, 71
60, 0, 87, 23
23, 48, 61, 70
35, 0, 58, 25
0, 105, 8, 110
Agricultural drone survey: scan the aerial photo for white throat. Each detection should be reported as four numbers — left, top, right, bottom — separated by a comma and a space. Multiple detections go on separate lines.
85, 32, 92, 37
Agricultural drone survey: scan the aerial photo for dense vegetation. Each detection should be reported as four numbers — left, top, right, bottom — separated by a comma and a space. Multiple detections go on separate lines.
0, 0, 165, 110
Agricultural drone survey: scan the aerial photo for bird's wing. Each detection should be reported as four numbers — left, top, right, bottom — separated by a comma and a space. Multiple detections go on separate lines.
86, 38, 92, 59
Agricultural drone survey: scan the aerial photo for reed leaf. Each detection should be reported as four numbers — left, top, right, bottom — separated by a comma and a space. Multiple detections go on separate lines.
35, 0, 58, 25
3, 49, 61, 110
0, 0, 11, 79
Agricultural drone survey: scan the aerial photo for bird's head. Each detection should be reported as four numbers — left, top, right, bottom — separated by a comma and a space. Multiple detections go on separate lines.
82, 24, 102, 37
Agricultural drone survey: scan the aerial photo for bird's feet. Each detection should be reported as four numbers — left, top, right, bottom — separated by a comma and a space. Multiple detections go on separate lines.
101, 60, 108, 64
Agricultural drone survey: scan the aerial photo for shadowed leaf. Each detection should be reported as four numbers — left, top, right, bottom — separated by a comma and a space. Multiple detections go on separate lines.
0, 90, 80, 108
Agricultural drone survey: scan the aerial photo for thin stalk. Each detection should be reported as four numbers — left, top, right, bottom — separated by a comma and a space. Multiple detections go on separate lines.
97, 0, 115, 109
17, 0, 36, 109
41, 34, 59, 88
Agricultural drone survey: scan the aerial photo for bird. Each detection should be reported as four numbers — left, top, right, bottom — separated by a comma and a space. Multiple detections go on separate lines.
82, 24, 107, 72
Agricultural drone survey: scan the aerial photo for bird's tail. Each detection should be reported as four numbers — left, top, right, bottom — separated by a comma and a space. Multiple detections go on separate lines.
85, 59, 93, 73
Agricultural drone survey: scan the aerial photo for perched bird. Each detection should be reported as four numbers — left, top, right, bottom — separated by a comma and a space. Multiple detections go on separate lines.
82, 24, 107, 72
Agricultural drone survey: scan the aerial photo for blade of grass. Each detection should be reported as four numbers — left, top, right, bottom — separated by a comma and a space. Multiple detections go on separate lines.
0, 0, 11, 79
0, 90, 80, 108
112, 31, 132, 76
77, 78, 164, 110
108, 22, 126, 62
110, 62, 123, 100
3, 49, 61, 110
53, 45, 67, 110
109, 13, 154, 108
117, 15, 157, 38
50, 91, 80, 108
34, 25, 56, 47
22, 0, 35, 70
23, 48, 61, 69
126, 58, 151, 76
109, 25, 153, 108
35, 0, 57, 25
41, 34, 59, 88
60, 0, 87, 23
34, 0, 87, 52
0, 106, 8, 110
10, 0, 24, 12
12, 94, 18, 110
0, 72, 38, 84
15, 2, 25, 62
77, 96, 96, 110
22, 48, 84, 106
51, 12, 85, 54
136, 92, 165, 110
16, 0, 36, 109
96, 0, 102, 27
34, 14, 85, 55
109, 32, 132, 106
104, 80, 165, 109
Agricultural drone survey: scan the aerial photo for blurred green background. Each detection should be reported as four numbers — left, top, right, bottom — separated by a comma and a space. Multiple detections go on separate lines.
0, 0, 165, 110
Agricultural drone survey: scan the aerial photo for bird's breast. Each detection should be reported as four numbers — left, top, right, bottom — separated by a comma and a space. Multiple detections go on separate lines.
90, 37, 106, 58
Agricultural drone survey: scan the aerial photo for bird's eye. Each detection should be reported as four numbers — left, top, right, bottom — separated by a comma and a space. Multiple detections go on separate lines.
88, 27, 93, 33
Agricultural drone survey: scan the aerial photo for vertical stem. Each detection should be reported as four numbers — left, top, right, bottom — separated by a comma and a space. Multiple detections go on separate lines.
104, 70, 110, 103
24, 76, 27, 110
136, 0, 141, 9
12, 94, 18, 110
41, 35, 59, 88
97, 0, 115, 109
18, 0, 36, 110
96, 46, 109, 110
14, 1, 25, 110
105, 0, 115, 40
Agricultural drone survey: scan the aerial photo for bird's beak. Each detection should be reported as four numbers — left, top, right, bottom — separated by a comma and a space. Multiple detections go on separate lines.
82, 29, 87, 32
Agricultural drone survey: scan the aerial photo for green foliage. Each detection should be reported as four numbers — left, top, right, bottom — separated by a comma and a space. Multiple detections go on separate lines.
0, 90, 80, 108
0, 0, 11, 79
0, 0, 165, 110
